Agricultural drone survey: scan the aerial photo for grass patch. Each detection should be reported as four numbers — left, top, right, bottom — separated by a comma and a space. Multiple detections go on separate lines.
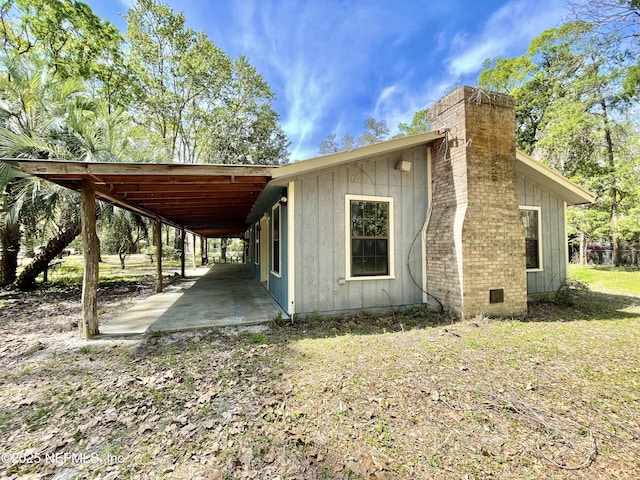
31, 254, 183, 288
569, 264, 640, 297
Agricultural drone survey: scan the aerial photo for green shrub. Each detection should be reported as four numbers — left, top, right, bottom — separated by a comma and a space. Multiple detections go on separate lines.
556, 278, 591, 307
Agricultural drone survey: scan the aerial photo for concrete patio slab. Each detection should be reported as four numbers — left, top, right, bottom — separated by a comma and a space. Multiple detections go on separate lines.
99, 264, 286, 336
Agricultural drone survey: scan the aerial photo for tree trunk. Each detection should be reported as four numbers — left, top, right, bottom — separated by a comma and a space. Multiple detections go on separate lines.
13, 222, 81, 290
0, 219, 20, 286
221, 238, 228, 263
23, 215, 38, 259
600, 97, 621, 267
579, 232, 587, 266
118, 248, 127, 269
1, 181, 21, 286
613, 237, 623, 267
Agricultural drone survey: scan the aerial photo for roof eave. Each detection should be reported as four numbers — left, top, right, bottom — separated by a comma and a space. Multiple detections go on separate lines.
0, 158, 275, 177
515, 151, 596, 206
271, 130, 446, 184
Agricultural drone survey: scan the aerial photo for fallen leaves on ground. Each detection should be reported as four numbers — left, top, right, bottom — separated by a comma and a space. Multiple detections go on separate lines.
1, 287, 639, 478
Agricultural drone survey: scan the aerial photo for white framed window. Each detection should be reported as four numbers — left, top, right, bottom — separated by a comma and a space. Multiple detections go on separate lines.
345, 194, 395, 280
520, 206, 543, 271
271, 204, 281, 276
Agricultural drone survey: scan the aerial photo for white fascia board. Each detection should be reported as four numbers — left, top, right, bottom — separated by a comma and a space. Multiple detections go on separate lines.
271, 131, 445, 185
515, 151, 596, 206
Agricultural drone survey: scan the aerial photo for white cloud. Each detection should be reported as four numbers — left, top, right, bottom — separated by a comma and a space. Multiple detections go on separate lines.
448, 39, 502, 77
374, 85, 400, 116
372, 77, 457, 137
445, 0, 566, 77
280, 63, 336, 160
225, 0, 413, 160
117, 0, 136, 9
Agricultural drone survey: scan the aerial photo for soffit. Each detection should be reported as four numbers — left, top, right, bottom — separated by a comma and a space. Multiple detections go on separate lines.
2, 159, 274, 237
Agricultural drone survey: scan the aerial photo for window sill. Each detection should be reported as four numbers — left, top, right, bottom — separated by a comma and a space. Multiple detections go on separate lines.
346, 275, 396, 282
526, 268, 543, 273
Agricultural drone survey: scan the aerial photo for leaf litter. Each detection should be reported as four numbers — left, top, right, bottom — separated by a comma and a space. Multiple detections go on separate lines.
0, 286, 639, 478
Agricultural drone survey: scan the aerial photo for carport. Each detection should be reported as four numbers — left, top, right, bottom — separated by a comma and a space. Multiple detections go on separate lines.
3, 159, 278, 338
101, 264, 286, 335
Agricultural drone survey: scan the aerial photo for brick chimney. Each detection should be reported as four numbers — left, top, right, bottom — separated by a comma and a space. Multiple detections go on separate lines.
425, 86, 527, 318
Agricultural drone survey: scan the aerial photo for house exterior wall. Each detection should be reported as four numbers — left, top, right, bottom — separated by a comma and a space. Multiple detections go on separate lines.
268, 201, 288, 309
426, 86, 528, 317
246, 200, 289, 310
291, 148, 429, 317
518, 174, 568, 296
245, 86, 582, 318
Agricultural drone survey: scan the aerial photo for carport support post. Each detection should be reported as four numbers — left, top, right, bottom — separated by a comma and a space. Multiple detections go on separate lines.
180, 226, 186, 278
80, 181, 99, 338
192, 233, 197, 269
155, 217, 163, 293
199, 236, 205, 264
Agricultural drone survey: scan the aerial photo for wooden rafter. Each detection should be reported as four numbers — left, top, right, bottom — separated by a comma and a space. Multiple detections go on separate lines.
2, 159, 274, 237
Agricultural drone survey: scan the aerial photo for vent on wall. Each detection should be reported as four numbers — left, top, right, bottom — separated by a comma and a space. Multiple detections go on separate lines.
395, 160, 411, 172
489, 289, 504, 304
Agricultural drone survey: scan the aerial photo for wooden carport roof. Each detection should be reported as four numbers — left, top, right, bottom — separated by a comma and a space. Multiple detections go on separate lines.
3, 159, 275, 237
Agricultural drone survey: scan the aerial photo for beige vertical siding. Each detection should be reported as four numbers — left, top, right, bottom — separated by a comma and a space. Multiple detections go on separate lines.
518, 175, 567, 295
293, 147, 429, 316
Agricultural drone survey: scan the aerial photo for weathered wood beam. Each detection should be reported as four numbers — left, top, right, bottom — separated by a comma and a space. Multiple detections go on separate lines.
4, 159, 275, 178
121, 191, 234, 200
132, 198, 258, 206
80, 181, 99, 338
91, 183, 182, 230
192, 233, 197, 269
201, 236, 208, 265
109, 183, 265, 194
180, 226, 186, 278
155, 217, 163, 293
141, 203, 254, 211
82, 174, 269, 185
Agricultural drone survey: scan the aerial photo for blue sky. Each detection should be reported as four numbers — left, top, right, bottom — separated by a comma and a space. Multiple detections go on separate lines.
83, 0, 567, 161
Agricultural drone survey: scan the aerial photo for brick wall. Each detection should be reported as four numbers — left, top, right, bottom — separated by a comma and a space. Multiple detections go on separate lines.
425, 86, 527, 317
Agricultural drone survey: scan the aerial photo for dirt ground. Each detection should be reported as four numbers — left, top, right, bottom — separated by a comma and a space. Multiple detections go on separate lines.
0, 280, 152, 356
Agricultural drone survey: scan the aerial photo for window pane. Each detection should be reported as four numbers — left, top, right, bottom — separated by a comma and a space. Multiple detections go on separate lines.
352, 238, 363, 256
375, 256, 389, 275
525, 239, 539, 269
272, 206, 281, 273
273, 240, 280, 273
521, 210, 540, 269
351, 201, 364, 236
521, 210, 538, 239
352, 256, 364, 276
273, 208, 280, 241
377, 204, 388, 236
363, 239, 375, 256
